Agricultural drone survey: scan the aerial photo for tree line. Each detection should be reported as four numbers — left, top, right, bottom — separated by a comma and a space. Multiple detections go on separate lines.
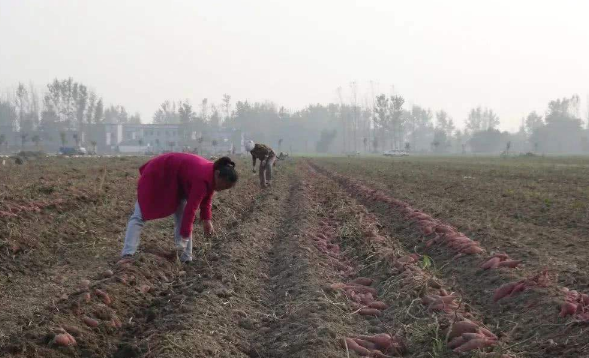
1, 78, 588, 154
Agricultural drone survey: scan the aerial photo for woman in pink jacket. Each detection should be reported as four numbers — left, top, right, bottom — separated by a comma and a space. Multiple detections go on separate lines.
121, 153, 238, 263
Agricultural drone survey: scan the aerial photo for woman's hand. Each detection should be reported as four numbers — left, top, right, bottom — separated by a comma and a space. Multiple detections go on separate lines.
203, 220, 215, 236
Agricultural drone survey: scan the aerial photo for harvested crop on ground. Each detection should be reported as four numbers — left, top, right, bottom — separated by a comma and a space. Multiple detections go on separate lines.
2, 156, 589, 357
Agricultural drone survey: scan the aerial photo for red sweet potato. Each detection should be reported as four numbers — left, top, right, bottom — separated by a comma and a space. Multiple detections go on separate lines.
353, 338, 377, 350
448, 320, 479, 339
342, 337, 371, 356
493, 282, 517, 302
82, 316, 99, 328
369, 301, 388, 310
357, 333, 393, 351
358, 308, 382, 316
461, 244, 484, 255
461, 332, 487, 341
346, 285, 378, 295
447, 336, 465, 349
481, 257, 501, 270
52, 333, 76, 347
94, 289, 112, 305
510, 281, 526, 297
498, 260, 522, 268
479, 327, 498, 340
453, 338, 496, 353
559, 301, 578, 317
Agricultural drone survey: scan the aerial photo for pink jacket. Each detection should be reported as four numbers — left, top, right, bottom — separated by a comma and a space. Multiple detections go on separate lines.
137, 153, 214, 238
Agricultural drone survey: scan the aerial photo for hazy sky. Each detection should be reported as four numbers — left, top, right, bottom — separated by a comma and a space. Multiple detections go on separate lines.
1, 0, 588, 131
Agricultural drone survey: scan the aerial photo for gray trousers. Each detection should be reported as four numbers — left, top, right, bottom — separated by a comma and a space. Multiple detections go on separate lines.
121, 201, 193, 262
259, 156, 276, 186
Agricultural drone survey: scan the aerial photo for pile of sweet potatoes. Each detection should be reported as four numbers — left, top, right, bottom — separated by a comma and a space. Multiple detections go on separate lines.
481, 253, 521, 270
446, 319, 499, 353
559, 287, 589, 321
493, 270, 550, 302
321, 170, 487, 259
331, 278, 389, 316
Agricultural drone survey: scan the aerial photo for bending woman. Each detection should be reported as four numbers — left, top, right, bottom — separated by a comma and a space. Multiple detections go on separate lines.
121, 153, 238, 263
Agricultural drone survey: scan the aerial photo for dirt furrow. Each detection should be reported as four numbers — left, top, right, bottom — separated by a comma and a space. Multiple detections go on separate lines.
248, 169, 370, 358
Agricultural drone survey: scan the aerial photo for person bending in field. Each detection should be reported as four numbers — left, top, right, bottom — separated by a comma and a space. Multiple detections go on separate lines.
244, 140, 276, 188
120, 153, 238, 263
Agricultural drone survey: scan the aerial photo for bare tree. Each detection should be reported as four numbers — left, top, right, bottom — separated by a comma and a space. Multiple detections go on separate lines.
350, 81, 359, 152
31, 134, 41, 150
222, 94, 231, 124
20, 133, 28, 150
59, 131, 67, 146
200, 98, 209, 121
336, 87, 346, 153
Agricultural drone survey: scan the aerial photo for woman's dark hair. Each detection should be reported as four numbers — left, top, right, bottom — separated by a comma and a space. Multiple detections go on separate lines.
214, 156, 238, 183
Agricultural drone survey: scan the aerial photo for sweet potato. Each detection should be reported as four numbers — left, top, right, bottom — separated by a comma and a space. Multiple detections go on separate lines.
110, 316, 122, 328
481, 257, 501, 270
342, 337, 371, 356
357, 333, 393, 351
94, 289, 112, 305
559, 301, 578, 317
510, 281, 526, 297
359, 293, 375, 305
461, 244, 484, 255
330, 283, 346, 290
53, 333, 76, 347
447, 336, 465, 349
461, 332, 487, 341
422, 225, 435, 235
358, 308, 382, 316
351, 277, 374, 286
453, 338, 496, 353
346, 285, 378, 296
368, 301, 388, 310
435, 225, 455, 234
479, 327, 498, 340
493, 282, 517, 302
82, 316, 99, 328
448, 320, 479, 339
353, 338, 377, 350
498, 260, 521, 268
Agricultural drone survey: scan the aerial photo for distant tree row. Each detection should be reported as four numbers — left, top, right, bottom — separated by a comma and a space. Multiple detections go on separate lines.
0, 78, 140, 133
3, 78, 589, 154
